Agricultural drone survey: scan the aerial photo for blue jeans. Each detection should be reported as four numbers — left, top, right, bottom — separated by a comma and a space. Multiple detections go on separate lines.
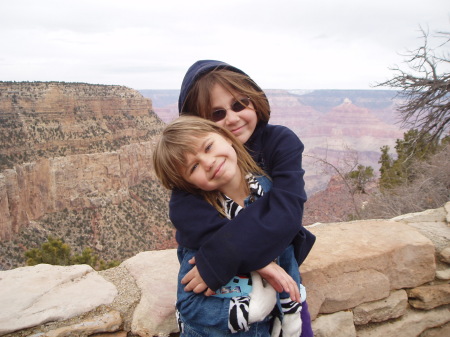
180, 303, 313, 337
180, 318, 272, 337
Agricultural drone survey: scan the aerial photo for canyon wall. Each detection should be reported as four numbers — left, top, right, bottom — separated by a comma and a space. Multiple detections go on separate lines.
0, 82, 163, 168
0, 84, 411, 270
0, 141, 156, 240
0, 82, 166, 246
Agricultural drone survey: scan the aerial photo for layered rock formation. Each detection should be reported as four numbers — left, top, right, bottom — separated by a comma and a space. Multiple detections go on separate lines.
0, 81, 164, 226
299, 98, 403, 152
0, 142, 156, 240
0, 82, 163, 170
269, 93, 405, 194
0, 82, 174, 268
1, 203, 449, 337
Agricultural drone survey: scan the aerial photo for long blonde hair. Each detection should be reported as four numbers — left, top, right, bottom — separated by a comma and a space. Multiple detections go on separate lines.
181, 68, 270, 123
152, 116, 266, 215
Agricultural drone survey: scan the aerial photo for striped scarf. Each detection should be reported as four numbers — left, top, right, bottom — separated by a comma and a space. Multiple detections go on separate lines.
222, 174, 264, 219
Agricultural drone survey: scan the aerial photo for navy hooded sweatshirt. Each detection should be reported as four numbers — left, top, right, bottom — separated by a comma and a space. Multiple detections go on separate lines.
170, 60, 315, 290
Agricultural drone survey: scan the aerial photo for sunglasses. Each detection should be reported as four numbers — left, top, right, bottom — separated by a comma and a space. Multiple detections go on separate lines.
211, 97, 251, 122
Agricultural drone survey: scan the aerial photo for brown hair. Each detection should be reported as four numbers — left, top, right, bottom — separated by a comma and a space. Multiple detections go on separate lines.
152, 116, 266, 216
181, 68, 270, 123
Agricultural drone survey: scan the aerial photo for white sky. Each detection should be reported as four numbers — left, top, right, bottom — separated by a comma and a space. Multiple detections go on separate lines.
1, 0, 449, 90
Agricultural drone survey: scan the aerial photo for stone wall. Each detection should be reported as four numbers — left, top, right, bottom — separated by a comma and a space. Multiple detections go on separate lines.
1, 203, 449, 337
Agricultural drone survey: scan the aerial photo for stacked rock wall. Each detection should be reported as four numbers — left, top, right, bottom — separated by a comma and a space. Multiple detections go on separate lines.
1, 203, 449, 337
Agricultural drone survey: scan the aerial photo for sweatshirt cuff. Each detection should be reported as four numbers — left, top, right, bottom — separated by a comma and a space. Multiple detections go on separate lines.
195, 250, 230, 291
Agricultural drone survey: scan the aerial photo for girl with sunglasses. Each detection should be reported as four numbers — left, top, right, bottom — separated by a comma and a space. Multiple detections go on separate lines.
153, 116, 304, 336
170, 60, 315, 336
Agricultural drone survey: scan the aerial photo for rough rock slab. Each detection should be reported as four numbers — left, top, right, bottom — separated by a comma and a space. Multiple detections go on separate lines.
408, 284, 450, 310
420, 321, 450, 337
355, 305, 450, 337
301, 220, 436, 320
445, 202, 450, 223
28, 310, 122, 337
401, 221, 450, 253
353, 289, 408, 325
0, 264, 118, 335
436, 268, 450, 280
439, 247, 450, 264
312, 311, 356, 337
392, 204, 450, 253
391, 206, 447, 223
123, 249, 179, 337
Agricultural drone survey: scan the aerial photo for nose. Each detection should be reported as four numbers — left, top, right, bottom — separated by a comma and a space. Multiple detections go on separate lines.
199, 154, 215, 171
224, 109, 240, 125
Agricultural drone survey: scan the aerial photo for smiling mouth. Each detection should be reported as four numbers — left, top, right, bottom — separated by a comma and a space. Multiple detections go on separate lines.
212, 160, 225, 179
231, 124, 245, 133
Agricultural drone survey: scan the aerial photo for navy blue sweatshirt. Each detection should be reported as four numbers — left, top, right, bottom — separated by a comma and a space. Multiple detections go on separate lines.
170, 60, 315, 290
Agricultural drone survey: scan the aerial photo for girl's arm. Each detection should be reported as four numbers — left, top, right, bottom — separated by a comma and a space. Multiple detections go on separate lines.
181, 257, 301, 303
170, 125, 308, 291
177, 248, 277, 333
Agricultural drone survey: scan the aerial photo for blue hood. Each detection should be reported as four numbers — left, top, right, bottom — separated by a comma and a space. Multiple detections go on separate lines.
178, 60, 266, 114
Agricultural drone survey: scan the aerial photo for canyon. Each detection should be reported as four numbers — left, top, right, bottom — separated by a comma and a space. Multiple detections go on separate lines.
0, 79, 447, 336
0, 82, 175, 270
0, 83, 406, 270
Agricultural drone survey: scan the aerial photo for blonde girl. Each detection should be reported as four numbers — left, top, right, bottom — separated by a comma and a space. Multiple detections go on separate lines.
153, 116, 303, 337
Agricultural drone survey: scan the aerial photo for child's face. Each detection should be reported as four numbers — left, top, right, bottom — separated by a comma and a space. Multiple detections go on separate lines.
181, 132, 240, 193
210, 83, 258, 144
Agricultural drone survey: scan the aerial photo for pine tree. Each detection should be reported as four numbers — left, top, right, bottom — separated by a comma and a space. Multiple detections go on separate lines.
24, 236, 119, 270
25, 236, 71, 266
346, 165, 374, 193
378, 129, 442, 189
71, 247, 99, 267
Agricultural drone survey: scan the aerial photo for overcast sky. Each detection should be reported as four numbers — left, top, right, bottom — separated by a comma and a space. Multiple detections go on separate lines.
1, 0, 449, 90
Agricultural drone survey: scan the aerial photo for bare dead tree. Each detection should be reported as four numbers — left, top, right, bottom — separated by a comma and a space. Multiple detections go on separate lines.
376, 26, 450, 146
305, 146, 363, 218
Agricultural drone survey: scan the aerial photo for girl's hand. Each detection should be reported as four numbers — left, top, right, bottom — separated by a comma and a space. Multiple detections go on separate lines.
256, 262, 301, 303
181, 257, 216, 296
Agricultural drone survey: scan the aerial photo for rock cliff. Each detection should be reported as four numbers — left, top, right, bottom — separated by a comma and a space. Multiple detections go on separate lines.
0, 142, 158, 239
0, 82, 163, 169
0, 82, 174, 269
